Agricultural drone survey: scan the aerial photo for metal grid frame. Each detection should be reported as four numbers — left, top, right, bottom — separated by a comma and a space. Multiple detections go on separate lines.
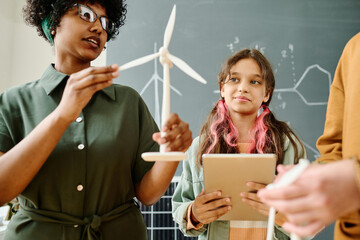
139, 177, 197, 240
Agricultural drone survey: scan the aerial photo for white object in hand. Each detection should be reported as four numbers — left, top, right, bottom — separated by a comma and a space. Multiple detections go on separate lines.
265, 159, 310, 240
118, 5, 207, 161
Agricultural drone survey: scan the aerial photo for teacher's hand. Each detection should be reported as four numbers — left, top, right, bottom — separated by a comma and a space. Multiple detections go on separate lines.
152, 113, 192, 152
57, 64, 119, 122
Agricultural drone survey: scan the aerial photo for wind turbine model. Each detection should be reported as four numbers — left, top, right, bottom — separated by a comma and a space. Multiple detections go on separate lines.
139, 42, 183, 127
118, 5, 207, 161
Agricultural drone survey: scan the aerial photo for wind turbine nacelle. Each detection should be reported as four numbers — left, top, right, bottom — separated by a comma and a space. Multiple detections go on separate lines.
159, 47, 173, 68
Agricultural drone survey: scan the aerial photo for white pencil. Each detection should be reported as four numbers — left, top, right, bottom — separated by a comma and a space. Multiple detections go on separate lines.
266, 159, 310, 240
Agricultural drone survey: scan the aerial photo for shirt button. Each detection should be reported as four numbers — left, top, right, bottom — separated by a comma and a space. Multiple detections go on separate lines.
77, 144, 85, 150
76, 117, 83, 123
77, 185, 84, 192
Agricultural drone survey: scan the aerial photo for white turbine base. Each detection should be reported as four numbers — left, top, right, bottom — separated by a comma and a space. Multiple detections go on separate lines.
142, 152, 186, 162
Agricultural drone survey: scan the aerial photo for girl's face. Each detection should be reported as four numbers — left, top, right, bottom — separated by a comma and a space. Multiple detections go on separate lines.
220, 58, 270, 117
54, 3, 108, 65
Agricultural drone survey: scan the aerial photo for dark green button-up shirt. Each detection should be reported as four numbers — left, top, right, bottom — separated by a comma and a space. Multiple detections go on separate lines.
0, 65, 158, 240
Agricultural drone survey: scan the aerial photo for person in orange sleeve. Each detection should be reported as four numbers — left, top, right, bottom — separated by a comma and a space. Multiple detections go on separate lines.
258, 33, 360, 240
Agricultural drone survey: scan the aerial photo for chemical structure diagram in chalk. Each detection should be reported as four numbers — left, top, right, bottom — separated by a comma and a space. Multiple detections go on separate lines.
272, 44, 331, 109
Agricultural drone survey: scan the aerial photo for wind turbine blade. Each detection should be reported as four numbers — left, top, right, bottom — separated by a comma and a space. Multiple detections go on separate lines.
168, 54, 207, 84
163, 5, 176, 49
118, 52, 160, 72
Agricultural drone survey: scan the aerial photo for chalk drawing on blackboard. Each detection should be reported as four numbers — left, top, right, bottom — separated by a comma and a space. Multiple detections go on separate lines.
227, 37, 240, 53
139, 42, 183, 127
274, 64, 331, 106
274, 44, 296, 83
227, 37, 266, 54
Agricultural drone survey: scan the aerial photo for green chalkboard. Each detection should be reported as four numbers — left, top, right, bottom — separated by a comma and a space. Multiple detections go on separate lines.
108, 1, 360, 238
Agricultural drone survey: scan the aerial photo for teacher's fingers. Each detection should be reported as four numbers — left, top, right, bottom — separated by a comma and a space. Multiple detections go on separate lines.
159, 114, 192, 151
161, 113, 181, 132
163, 115, 189, 138
166, 127, 192, 152
152, 132, 164, 144
69, 65, 118, 89
152, 128, 192, 152
73, 64, 118, 79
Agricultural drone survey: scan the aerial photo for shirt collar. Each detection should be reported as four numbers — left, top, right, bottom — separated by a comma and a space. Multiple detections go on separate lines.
102, 85, 116, 101
40, 64, 116, 101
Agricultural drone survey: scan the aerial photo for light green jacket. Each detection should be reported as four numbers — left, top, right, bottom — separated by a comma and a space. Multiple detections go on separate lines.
172, 135, 305, 240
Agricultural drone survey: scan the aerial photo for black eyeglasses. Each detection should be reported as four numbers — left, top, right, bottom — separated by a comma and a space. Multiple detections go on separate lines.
75, 4, 113, 32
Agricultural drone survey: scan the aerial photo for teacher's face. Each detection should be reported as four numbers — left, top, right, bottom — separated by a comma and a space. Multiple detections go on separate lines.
53, 3, 108, 65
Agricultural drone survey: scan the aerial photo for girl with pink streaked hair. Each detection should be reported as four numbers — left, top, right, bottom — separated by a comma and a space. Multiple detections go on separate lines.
172, 48, 306, 240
